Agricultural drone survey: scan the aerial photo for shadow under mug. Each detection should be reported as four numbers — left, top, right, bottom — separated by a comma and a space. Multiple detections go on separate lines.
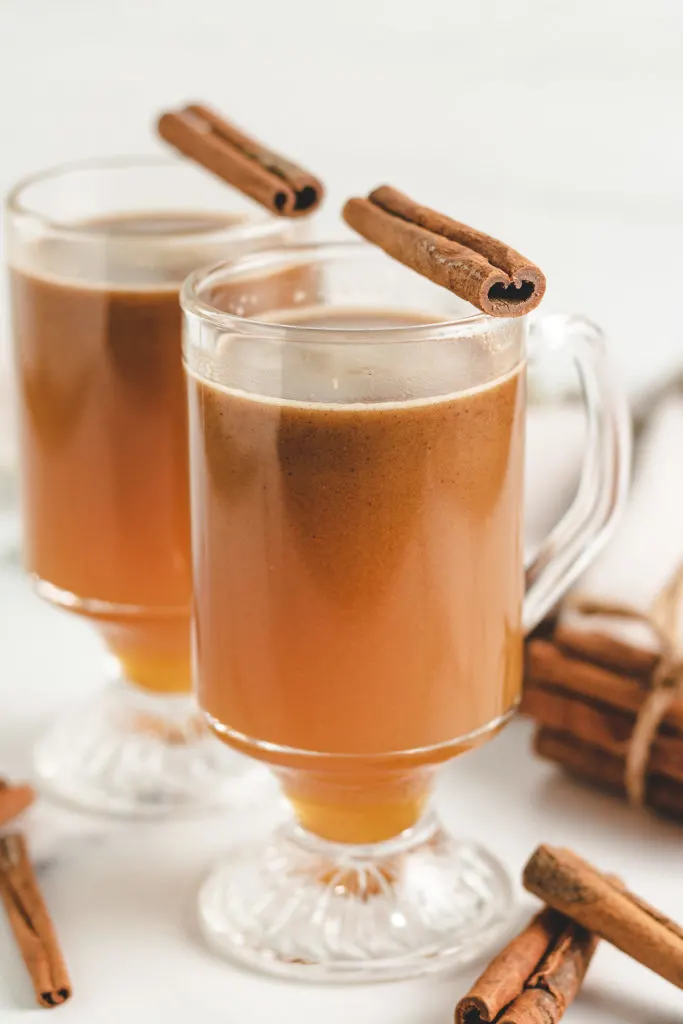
181, 240, 631, 980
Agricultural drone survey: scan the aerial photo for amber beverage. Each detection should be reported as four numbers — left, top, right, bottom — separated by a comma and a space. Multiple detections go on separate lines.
183, 240, 629, 981
189, 324, 525, 842
12, 225, 200, 692
7, 157, 289, 815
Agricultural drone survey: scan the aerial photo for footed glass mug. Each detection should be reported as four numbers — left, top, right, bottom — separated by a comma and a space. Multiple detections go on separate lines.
7, 156, 293, 816
182, 241, 630, 980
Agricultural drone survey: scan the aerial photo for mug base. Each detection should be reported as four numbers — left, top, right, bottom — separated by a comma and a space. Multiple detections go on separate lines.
34, 678, 268, 818
198, 810, 514, 982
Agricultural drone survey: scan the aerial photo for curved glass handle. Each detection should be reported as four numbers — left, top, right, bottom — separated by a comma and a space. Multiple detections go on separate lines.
524, 313, 632, 633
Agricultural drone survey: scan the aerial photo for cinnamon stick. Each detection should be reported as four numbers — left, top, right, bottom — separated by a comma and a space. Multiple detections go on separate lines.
522, 685, 683, 783
534, 727, 683, 821
157, 103, 324, 217
0, 780, 34, 827
524, 632, 683, 819
0, 834, 71, 1008
525, 639, 683, 734
343, 186, 546, 317
523, 844, 683, 988
554, 624, 660, 678
455, 907, 597, 1023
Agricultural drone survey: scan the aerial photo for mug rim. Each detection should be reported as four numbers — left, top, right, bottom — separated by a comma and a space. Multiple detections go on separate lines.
5, 154, 281, 246
181, 240, 510, 346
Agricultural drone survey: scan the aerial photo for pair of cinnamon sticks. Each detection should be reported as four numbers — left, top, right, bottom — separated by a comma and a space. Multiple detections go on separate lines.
158, 103, 546, 318
457, 844, 683, 1023
0, 779, 71, 1009
522, 623, 683, 821
457, 903, 596, 1024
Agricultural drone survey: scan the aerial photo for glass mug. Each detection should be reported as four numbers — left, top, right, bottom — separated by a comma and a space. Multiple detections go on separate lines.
7, 156, 294, 815
182, 241, 630, 980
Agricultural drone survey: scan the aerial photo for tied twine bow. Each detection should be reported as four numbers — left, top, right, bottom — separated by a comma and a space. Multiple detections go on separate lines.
568, 562, 683, 807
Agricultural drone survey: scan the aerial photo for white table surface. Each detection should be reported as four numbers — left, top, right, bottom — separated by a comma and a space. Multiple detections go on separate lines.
0, 553, 681, 1023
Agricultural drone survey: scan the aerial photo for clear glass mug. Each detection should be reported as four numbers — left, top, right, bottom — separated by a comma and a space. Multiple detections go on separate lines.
182, 241, 630, 980
6, 156, 295, 816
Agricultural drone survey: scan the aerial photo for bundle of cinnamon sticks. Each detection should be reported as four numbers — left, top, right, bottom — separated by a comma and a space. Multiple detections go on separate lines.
522, 622, 683, 821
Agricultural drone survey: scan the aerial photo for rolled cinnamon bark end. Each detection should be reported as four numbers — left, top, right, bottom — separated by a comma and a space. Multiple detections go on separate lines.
157, 103, 324, 217
343, 186, 545, 318
456, 907, 597, 1024
456, 909, 560, 1023
523, 843, 683, 989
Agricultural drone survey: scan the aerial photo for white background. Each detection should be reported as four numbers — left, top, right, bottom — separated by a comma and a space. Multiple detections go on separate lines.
1, 3, 683, 1022
1, 0, 683, 394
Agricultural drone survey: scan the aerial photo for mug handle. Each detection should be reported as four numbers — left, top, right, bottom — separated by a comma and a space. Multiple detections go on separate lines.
523, 313, 632, 633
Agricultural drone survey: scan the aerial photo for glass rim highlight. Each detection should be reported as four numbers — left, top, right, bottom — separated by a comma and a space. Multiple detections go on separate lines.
204, 707, 517, 766
5, 153, 281, 246
181, 240, 502, 346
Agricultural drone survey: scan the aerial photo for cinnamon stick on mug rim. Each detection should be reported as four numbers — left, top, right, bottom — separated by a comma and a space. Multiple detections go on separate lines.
343, 186, 546, 317
455, 906, 598, 1024
523, 844, 683, 989
0, 833, 72, 1008
157, 103, 324, 217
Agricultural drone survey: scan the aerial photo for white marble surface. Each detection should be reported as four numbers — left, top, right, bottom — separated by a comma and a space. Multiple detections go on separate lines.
0, 557, 682, 1022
